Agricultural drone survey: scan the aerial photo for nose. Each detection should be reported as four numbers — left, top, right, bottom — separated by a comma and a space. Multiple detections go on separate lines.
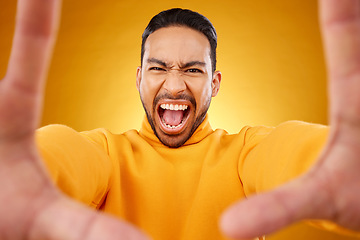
163, 70, 186, 96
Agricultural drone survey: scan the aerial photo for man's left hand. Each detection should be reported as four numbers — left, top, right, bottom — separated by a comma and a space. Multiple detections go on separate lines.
220, 1, 360, 239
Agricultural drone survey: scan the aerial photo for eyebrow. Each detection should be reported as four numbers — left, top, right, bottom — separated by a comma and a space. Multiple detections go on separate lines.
147, 58, 206, 69
147, 58, 167, 67
181, 61, 206, 69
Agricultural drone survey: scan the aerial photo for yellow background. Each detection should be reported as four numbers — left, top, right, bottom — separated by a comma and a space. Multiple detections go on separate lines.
1, 0, 355, 239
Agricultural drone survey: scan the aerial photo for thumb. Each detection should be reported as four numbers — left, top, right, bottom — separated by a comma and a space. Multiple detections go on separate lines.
219, 172, 332, 239
29, 196, 150, 240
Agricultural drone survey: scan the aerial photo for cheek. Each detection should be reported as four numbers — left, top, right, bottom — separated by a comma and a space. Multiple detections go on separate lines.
140, 75, 164, 105
187, 79, 213, 109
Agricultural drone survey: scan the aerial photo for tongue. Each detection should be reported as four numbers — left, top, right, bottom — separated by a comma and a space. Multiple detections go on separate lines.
163, 109, 184, 126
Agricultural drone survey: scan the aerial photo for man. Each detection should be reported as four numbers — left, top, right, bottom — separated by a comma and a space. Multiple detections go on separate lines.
1, 0, 360, 240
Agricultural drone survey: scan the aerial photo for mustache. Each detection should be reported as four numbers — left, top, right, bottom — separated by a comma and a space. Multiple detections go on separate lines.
153, 93, 196, 110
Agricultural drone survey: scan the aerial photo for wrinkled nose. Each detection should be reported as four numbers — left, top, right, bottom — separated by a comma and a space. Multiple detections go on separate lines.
163, 71, 186, 96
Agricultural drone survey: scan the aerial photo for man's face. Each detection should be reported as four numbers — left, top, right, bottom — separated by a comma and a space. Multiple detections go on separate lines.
136, 26, 221, 148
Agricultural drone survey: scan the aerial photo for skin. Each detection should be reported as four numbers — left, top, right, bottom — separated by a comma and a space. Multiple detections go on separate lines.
220, 0, 360, 239
136, 26, 221, 148
1, 0, 360, 239
0, 1, 147, 239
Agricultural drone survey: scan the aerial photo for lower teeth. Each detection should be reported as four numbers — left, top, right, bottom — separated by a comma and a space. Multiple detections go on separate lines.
162, 119, 183, 129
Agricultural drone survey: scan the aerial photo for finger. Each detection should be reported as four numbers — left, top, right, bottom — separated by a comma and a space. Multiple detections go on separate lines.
219, 173, 332, 239
0, 0, 61, 140
319, 0, 360, 79
319, 0, 360, 123
29, 197, 150, 240
5, 0, 61, 94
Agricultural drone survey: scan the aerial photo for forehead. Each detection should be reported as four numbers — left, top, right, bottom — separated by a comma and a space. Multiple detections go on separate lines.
143, 26, 211, 64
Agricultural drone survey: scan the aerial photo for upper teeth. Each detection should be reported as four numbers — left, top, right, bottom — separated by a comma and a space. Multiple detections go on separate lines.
160, 104, 188, 111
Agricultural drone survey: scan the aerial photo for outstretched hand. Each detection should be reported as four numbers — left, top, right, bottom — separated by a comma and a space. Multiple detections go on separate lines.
220, 0, 360, 239
0, 1, 148, 239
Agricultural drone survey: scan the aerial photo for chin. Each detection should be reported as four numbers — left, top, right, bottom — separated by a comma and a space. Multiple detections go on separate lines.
157, 132, 191, 148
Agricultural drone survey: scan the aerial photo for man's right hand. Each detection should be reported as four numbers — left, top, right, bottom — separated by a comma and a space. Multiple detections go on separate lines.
0, 1, 148, 239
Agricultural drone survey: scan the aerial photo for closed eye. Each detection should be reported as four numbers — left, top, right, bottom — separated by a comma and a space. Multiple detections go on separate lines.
186, 68, 203, 73
149, 67, 166, 71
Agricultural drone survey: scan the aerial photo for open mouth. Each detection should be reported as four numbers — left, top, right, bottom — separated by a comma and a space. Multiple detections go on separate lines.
157, 103, 191, 134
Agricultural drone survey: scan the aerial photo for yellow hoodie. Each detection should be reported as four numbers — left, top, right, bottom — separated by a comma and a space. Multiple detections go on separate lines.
37, 116, 333, 239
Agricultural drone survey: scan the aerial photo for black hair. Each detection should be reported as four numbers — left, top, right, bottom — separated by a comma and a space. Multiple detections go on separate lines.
141, 8, 217, 72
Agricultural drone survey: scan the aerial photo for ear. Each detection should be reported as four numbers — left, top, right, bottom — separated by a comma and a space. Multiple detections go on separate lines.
136, 66, 142, 91
211, 71, 222, 97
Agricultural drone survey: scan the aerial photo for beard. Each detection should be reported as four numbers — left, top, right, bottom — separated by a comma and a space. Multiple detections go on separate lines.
140, 92, 211, 148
